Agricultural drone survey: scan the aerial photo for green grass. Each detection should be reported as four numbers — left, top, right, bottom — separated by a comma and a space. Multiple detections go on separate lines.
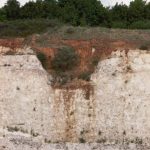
139, 44, 149, 50
0, 19, 62, 37
129, 20, 150, 29
36, 51, 47, 68
0, 19, 150, 38
51, 46, 79, 72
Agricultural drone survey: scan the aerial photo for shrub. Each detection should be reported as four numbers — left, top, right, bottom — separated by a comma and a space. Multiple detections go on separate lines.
66, 27, 75, 34
37, 52, 46, 67
139, 45, 148, 50
111, 21, 127, 29
78, 71, 91, 81
92, 56, 99, 66
51, 46, 78, 72
129, 20, 150, 29
0, 19, 62, 37
57, 72, 71, 85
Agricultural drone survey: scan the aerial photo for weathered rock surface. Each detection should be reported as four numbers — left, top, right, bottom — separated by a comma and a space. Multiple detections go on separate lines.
0, 46, 34, 55
1, 49, 150, 149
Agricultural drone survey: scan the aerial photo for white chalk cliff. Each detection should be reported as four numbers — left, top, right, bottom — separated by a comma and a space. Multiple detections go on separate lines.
1, 49, 150, 149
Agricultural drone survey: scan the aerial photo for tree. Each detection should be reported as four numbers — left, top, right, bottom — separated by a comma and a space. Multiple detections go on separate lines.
21, 1, 36, 19
111, 2, 128, 21
21, 0, 44, 19
52, 47, 78, 72
4, 0, 20, 19
58, 0, 107, 26
42, 0, 58, 19
145, 2, 150, 19
0, 8, 7, 21
21, 0, 57, 19
128, 0, 147, 22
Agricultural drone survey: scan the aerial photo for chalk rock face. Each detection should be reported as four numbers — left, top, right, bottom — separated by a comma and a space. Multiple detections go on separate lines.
0, 55, 53, 138
1, 49, 150, 149
0, 46, 34, 55
92, 50, 150, 144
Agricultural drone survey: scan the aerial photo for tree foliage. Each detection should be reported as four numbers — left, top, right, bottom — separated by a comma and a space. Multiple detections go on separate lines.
4, 0, 20, 19
0, 8, 6, 21
58, 0, 107, 26
0, 0, 150, 29
110, 2, 128, 21
128, 0, 147, 22
51, 47, 78, 72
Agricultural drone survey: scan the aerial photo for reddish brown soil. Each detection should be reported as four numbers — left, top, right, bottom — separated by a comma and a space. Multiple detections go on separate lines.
0, 35, 136, 88
0, 38, 24, 49
32, 38, 135, 71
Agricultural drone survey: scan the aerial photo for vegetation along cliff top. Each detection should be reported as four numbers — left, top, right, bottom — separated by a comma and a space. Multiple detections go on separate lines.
0, 0, 150, 38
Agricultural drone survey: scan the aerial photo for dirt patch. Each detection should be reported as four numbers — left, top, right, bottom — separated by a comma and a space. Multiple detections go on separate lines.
0, 38, 24, 49
0, 27, 145, 89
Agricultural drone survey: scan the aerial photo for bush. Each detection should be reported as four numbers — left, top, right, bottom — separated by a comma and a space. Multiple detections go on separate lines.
66, 27, 75, 34
129, 20, 150, 29
0, 19, 62, 37
78, 71, 91, 81
92, 56, 99, 66
139, 45, 148, 50
56, 72, 71, 85
111, 21, 127, 29
37, 52, 46, 67
51, 46, 78, 72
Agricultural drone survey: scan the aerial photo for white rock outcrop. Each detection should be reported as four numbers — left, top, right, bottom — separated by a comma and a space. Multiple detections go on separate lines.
0, 46, 34, 55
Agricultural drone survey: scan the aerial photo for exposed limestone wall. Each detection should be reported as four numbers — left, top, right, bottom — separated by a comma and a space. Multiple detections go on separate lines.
0, 46, 34, 55
92, 50, 150, 144
0, 55, 52, 138
1, 49, 150, 149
